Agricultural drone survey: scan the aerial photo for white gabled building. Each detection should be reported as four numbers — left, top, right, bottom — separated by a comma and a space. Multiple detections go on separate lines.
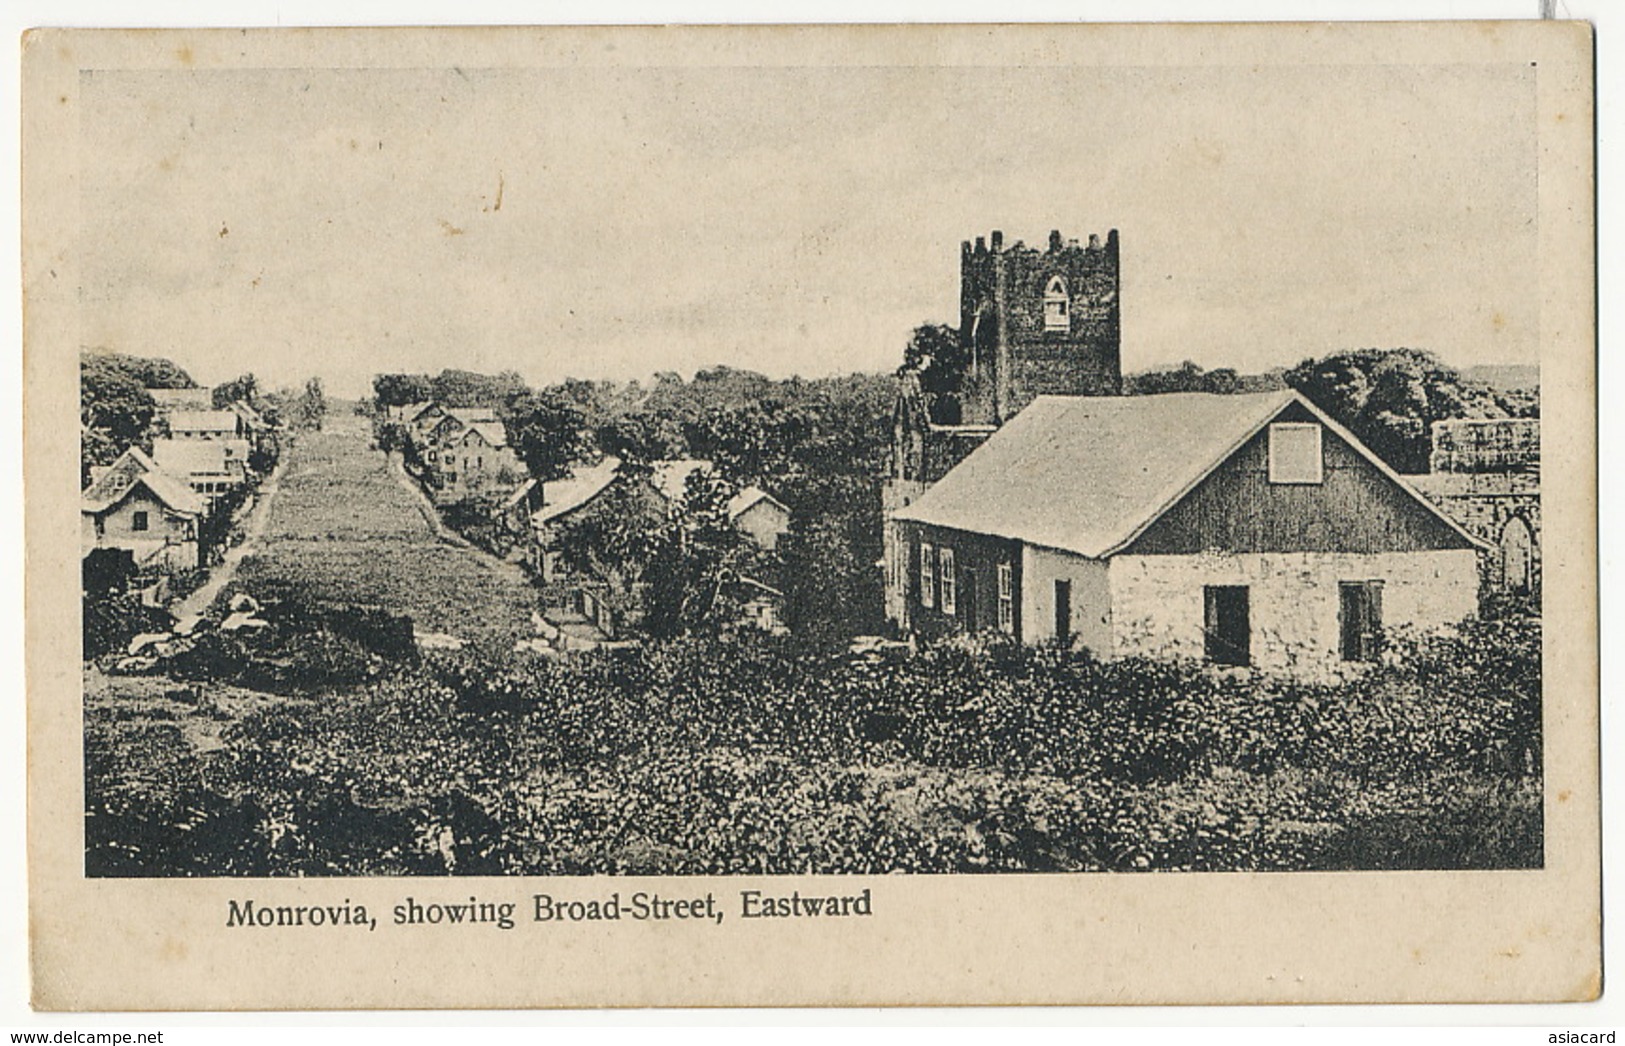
888, 390, 1487, 677
81, 447, 208, 573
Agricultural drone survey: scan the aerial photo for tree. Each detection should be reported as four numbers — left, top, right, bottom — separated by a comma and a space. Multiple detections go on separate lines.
1284, 349, 1505, 474
1124, 361, 1280, 396
213, 374, 259, 409
595, 412, 686, 465
371, 373, 433, 408
640, 468, 754, 638
80, 359, 156, 448
502, 389, 591, 483
552, 464, 763, 640
1497, 386, 1540, 419
899, 323, 969, 399
778, 473, 885, 647
546, 378, 618, 433
430, 368, 526, 408
81, 350, 196, 391
80, 355, 160, 484
374, 420, 410, 454
289, 377, 327, 431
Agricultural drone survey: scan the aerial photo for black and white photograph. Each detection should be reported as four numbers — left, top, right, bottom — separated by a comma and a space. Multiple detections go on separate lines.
73, 38, 1549, 879
24, 20, 1598, 1011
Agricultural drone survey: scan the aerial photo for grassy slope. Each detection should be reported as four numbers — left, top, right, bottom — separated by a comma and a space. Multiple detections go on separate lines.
237, 411, 535, 646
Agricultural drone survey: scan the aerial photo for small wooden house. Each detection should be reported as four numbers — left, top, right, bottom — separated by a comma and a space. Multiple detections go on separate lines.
727, 486, 792, 550
81, 447, 207, 573
888, 390, 1486, 676
152, 437, 251, 506
167, 409, 244, 441
528, 457, 632, 581
146, 386, 214, 414
432, 420, 523, 499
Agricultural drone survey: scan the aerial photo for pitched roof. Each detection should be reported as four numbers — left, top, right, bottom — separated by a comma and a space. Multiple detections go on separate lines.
727, 485, 788, 520
465, 421, 510, 448
82, 446, 205, 517
893, 390, 1485, 558
448, 406, 501, 425
168, 409, 240, 433
152, 437, 250, 476
147, 387, 213, 409
225, 400, 266, 427
500, 477, 537, 512
531, 457, 623, 525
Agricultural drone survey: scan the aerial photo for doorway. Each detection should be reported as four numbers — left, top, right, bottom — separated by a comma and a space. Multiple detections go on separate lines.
1203, 585, 1251, 667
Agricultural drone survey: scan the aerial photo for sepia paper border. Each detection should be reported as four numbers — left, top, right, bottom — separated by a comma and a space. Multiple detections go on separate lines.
22, 22, 1598, 1010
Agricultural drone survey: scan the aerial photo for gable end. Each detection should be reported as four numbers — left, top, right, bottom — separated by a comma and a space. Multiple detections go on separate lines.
1122, 401, 1479, 556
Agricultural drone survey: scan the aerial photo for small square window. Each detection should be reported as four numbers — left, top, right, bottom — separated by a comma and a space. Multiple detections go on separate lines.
1268, 423, 1323, 484
131, 510, 149, 532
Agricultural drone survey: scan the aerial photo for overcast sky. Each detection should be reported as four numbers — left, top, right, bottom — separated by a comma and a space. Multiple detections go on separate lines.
78, 61, 1538, 398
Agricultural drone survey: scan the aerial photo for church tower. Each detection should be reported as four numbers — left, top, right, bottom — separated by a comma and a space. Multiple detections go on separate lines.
957, 228, 1122, 425
882, 228, 1122, 631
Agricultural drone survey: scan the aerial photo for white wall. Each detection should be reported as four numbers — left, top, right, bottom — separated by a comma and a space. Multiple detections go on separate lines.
1107, 549, 1481, 677
84, 490, 199, 573
1021, 545, 1111, 654
735, 499, 789, 550
881, 479, 928, 630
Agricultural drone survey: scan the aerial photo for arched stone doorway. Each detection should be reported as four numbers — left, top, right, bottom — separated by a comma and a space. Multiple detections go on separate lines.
1500, 515, 1535, 593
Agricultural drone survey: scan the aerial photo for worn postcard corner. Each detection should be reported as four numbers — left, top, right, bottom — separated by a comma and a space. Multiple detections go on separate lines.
23, 21, 1597, 1011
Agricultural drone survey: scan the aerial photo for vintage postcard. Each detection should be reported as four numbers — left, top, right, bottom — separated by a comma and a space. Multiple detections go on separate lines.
23, 22, 1596, 1009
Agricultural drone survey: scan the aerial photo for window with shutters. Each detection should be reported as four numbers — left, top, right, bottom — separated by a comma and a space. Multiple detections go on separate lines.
920, 540, 935, 609
997, 562, 1014, 633
1339, 580, 1385, 661
939, 547, 957, 615
1268, 422, 1324, 484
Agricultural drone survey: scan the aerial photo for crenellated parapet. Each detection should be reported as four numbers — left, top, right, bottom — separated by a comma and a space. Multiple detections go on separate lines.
958, 228, 1122, 424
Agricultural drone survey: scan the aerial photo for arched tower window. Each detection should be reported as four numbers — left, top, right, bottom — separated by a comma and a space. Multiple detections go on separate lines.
969, 302, 996, 372
1043, 276, 1069, 332
1500, 516, 1535, 594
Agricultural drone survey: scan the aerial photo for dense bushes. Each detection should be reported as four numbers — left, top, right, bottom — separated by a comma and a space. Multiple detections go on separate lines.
83, 593, 174, 660
159, 587, 418, 694
85, 610, 1541, 876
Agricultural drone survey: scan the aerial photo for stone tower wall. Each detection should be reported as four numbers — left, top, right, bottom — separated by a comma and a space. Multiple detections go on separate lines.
958, 228, 1122, 423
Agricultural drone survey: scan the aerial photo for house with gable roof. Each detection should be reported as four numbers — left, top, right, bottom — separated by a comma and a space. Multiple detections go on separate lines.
435, 418, 525, 500
888, 389, 1487, 676
81, 446, 208, 573
526, 457, 633, 581
146, 386, 214, 414
395, 401, 446, 446
727, 486, 791, 551
166, 409, 244, 441
152, 436, 252, 507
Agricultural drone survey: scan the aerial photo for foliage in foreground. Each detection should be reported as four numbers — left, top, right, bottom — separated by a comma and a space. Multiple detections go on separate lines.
86, 612, 1541, 877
